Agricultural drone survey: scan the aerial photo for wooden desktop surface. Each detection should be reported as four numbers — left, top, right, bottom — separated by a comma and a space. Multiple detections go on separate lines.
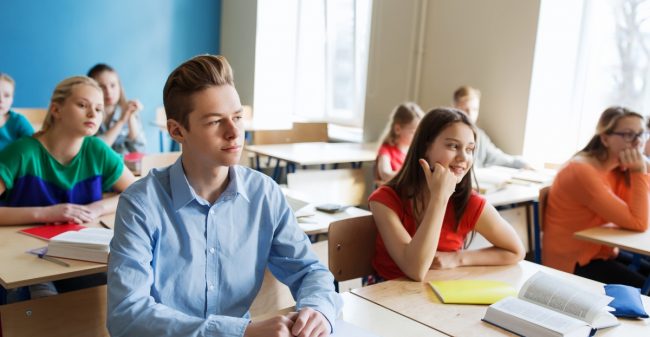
352, 261, 650, 337
0, 214, 114, 289
255, 292, 444, 337
245, 142, 377, 166
575, 226, 650, 256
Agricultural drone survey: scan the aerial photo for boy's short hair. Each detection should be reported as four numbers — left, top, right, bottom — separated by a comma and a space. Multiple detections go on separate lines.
163, 55, 234, 130
453, 85, 481, 103
0, 73, 15, 87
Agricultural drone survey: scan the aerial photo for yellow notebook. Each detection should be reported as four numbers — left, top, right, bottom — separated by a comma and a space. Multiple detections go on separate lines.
429, 280, 517, 304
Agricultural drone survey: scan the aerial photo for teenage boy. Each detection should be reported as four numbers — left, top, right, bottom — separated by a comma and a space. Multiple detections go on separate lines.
107, 55, 341, 337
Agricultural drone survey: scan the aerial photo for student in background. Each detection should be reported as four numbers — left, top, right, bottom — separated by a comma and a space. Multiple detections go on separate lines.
453, 86, 531, 169
0, 73, 34, 150
543, 107, 649, 287
108, 55, 340, 337
375, 102, 424, 183
645, 117, 650, 158
369, 108, 525, 282
0, 76, 135, 298
87, 64, 146, 154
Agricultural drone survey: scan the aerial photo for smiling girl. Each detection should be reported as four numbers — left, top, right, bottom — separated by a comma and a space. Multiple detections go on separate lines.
369, 107, 524, 281
0, 76, 135, 226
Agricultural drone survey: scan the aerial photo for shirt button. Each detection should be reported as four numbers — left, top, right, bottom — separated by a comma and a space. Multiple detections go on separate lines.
209, 248, 216, 254
209, 209, 215, 215
209, 284, 215, 291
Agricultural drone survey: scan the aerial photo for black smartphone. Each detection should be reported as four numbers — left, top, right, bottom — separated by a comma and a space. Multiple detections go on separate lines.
315, 203, 344, 213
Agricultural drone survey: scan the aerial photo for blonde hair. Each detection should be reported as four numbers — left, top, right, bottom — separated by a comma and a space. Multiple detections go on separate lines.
379, 102, 424, 146
163, 54, 235, 130
39, 76, 102, 134
453, 85, 481, 104
0, 73, 15, 87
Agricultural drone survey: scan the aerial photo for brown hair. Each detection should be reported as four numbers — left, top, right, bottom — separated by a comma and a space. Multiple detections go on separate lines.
87, 64, 128, 111
387, 107, 477, 229
38, 76, 102, 135
453, 85, 481, 104
0, 73, 15, 87
162, 55, 234, 130
379, 102, 424, 146
579, 106, 644, 162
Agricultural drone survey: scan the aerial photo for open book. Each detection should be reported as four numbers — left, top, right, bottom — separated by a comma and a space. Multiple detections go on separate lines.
46, 228, 113, 263
482, 272, 617, 337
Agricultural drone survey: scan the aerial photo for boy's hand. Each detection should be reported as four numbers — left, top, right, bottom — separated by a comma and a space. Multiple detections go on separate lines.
244, 313, 297, 337
291, 307, 330, 337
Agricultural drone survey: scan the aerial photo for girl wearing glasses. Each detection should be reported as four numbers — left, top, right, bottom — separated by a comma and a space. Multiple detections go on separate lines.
543, 106, 649, 288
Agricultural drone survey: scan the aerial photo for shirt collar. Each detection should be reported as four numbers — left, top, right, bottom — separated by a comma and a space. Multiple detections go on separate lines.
170, 159, 250, 211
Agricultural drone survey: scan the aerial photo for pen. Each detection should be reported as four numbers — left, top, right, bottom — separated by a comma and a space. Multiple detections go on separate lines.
38, 253, 70, 267
99, 220, 110, 229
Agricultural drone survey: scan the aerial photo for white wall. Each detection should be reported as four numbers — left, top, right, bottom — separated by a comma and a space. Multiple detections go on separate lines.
364, 0, 541, 156
220, 0, 258, 106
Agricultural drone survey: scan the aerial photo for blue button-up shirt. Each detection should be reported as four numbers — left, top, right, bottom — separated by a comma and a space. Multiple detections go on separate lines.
107, 159, 341, 337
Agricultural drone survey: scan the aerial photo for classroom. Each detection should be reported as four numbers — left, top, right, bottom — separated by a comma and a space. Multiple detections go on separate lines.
1, 1, 649, 336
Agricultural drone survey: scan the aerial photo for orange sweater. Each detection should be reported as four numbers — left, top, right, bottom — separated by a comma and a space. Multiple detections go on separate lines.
543, 161, 649, 273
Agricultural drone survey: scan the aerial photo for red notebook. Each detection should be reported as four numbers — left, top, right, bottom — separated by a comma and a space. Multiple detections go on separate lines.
19, 223, 87, 241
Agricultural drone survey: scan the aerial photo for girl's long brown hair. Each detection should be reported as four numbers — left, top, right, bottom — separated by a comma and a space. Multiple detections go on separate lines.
387, 107, 476, 230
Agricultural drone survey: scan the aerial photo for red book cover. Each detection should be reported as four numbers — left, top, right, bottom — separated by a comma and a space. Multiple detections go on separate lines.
19, 223, 87, 241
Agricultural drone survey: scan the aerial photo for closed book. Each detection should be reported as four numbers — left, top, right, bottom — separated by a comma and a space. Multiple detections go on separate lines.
20, 223, 87, 240
46, 228, 113, 263
429, 279, 517, 304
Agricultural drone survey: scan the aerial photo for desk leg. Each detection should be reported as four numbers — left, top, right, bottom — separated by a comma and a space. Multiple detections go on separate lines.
532, 201, 542, 264
272, 159, 282, 182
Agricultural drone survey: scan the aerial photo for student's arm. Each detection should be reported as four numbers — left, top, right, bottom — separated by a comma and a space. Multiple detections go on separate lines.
0, 177, 98, 225
377, 154, 397, 182
98, 117, 129, 147
370, 161, 457, 281
108, 194, 252, 337
84, 167, 136, 221
431, 204, 525, 269
478, 129, 529, 169
574, 152, 649, 231
265, 184, 341, 336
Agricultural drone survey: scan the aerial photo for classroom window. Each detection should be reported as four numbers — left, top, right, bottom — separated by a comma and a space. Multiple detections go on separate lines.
254, 0, 372, 128
524, 0, 650, 164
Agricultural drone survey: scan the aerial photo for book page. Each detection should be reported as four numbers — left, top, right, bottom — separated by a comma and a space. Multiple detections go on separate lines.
519, 272, 613, 324
488, 297, 588, 334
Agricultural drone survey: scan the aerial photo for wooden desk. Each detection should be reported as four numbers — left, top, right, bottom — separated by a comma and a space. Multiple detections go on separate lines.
255, 292, 444, 337
575, 226, 650, 256
245, 142, 377, 181
0, 214, 114, 289
352, 261, 650, 337
297, 205, 371, 235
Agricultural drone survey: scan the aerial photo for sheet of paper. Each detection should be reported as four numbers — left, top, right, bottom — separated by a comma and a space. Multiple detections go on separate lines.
332, 320, 380, 337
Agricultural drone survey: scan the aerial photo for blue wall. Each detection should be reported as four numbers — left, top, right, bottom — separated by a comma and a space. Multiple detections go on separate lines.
0, 0, 221, 153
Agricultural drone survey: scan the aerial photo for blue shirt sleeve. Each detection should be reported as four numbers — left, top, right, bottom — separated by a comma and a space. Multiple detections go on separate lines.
13, 113, 34, 138
107, 192, 249, 337
265, 184, 343, 331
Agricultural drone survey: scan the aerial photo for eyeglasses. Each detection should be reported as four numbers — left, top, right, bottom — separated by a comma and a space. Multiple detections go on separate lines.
610, 131, 650, 142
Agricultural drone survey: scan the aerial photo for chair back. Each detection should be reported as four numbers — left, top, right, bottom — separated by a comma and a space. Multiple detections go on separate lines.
141, 152, 181, 176
13, 107, 47, 131
253, 122, 328, 144
287, 168, 366, 206
328, 215, 377, 283
538, 186, 550, 232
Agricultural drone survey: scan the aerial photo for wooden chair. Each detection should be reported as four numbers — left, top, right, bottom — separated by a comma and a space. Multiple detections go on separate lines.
287, 168, 366, 206
140, 152, 181, 176
13, 108, 47, 132
534, 186, 550, 264
328, 215, 377, 292
0, 285, 108, 337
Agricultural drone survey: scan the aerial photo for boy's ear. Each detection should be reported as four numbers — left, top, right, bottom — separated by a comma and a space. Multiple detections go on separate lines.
167, 119, 185, 143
